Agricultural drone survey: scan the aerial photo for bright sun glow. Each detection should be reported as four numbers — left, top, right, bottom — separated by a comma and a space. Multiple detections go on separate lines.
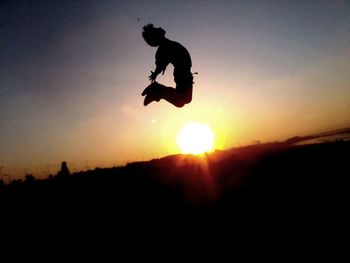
177, 123, 215, 154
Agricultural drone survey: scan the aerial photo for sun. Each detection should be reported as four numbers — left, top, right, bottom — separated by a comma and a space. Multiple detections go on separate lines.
177, 122, 215, 154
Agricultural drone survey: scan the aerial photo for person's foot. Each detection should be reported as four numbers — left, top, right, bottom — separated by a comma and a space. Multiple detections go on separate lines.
142, 81, 161, 96
143, 88, 162, 106
143, 90, 161, 106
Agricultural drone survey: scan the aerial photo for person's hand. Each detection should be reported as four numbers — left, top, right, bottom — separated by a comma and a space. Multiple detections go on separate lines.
148, 71, 157, 82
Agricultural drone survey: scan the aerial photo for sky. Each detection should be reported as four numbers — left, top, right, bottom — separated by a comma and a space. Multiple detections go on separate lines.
1, 0, 349, 179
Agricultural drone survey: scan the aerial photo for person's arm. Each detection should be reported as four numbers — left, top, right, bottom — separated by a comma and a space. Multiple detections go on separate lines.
149, 65, 165, 82
149, 46, 168, 82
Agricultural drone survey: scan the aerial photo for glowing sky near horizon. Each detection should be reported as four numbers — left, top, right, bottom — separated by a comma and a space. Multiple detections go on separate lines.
1, 0, 349, 178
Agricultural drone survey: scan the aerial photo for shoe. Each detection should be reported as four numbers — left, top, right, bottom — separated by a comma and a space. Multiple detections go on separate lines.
143, 91, 161, 106
142, 81, 161, 96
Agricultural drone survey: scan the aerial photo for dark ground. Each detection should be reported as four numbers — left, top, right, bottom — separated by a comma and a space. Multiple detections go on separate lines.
1, 140, 349, 241
1, 140, 348, 212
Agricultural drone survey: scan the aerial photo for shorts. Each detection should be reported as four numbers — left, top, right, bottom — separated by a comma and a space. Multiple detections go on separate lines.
174, 68, 194, 93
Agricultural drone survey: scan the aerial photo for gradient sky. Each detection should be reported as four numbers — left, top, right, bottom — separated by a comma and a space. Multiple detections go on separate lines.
1, 0, 349, 179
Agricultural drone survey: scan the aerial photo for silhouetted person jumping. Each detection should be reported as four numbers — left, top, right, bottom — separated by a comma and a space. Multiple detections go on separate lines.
141, 24, 194, 108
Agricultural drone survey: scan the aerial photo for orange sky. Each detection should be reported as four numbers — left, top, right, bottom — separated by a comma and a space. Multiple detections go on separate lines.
1, 1, 349, 179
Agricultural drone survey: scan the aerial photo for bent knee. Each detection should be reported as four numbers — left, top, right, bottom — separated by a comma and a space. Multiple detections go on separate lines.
174, 102, 185, 108
184, 92, 192, 104
174, 96, 192, 108
184, 96, 192, 105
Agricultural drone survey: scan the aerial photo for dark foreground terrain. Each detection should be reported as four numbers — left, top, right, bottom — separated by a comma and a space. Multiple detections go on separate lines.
1, 141, 348, 222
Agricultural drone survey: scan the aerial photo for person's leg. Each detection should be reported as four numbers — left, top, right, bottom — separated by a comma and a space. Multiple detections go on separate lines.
158, 85, 192, 108
141, 82, 159, 96
144, 84, 192, 107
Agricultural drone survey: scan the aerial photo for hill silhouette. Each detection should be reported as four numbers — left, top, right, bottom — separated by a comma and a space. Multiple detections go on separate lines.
284, 127, 350, 145
1, 139, 348, 221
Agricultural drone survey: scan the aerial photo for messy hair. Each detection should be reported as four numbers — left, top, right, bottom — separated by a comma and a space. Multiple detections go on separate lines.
142, 24, 166, 44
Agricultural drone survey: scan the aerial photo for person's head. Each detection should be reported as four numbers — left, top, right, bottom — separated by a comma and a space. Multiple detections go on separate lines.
142, 24, 166, 47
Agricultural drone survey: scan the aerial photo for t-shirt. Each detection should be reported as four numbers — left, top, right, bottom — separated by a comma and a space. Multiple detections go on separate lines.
155, 39, 192, 72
